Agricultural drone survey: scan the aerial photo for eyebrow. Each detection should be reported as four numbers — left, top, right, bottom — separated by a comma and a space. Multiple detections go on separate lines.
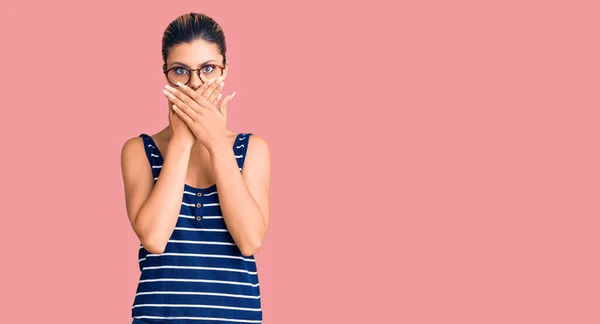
169, 60, 218, 68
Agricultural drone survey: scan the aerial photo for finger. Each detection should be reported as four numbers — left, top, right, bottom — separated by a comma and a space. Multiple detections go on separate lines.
169, 83, 203, 113
168, 82, 212, 113
163, 89, 200, 120
207, 80, 224, 104
218, 91, 235, 118
203, 76, 223, 101
171, 104, 195, 125
194, 78, 214, 96
213, 93, 223, 106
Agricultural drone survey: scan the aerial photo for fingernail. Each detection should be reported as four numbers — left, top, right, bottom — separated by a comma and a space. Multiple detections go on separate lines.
231, 92, 236, 99
218, 76, 224, 81
165, 84, 175, 92
220, 82, 225, 88
218, 93, 223, 100
176, 82, 185, 88
209, 78, 215, 84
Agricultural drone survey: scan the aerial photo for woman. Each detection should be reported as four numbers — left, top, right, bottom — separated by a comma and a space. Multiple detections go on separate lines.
120, 12, 270, 324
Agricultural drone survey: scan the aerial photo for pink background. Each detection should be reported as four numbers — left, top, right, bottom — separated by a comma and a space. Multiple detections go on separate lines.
1, 0, 599, 323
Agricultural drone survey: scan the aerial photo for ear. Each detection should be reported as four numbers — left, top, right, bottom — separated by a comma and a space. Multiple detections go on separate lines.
163, 63, 169, 82
221, 62, 229, 79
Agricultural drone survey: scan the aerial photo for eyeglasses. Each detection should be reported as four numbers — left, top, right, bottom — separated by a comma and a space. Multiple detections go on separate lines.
163, 63, 225, 86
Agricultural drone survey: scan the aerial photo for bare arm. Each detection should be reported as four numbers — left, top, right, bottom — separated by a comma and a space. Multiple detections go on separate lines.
120, 136, 193, 254
208, 135, 271, 256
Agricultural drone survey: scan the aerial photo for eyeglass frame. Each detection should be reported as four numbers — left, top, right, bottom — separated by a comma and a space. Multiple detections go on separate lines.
162, 63, 226, 86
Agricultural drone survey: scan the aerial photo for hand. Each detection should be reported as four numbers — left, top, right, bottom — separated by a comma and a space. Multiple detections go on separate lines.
198, 76, 225, 107
194, 77, 228, 120
166, 99, 195, 148
163, 79, 235, 150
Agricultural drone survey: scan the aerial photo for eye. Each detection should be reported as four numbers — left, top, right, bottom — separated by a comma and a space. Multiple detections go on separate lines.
174, 67, 189, 75
201, 65, 215, 74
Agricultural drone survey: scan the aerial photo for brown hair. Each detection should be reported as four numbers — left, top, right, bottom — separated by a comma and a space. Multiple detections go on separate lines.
161, 12, 227, 71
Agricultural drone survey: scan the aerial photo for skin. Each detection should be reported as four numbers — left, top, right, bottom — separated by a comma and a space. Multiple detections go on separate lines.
120, 39, 271, 256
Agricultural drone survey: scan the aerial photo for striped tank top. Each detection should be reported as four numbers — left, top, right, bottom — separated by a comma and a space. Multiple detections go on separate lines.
132, 133, 262, 324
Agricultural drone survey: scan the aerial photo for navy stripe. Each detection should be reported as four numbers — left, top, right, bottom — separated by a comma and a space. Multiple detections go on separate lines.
170, 229, 235, 242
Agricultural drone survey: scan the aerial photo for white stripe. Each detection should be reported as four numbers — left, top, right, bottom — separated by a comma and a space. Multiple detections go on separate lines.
175, 227, 228, 232
152, 165, 162, 168
151, 153, 159, 157
147, 144, 155, 148
146, 252, 255, 262
182, 202, 195, 207
139, 258, 146, 262
178, 214, 224, 219
136, 291, 260, 299
239, 137, 246, 140
133, 303, 261, 312
235, 155, 243, 158
236, 144, 245, 149
154, 177, 158, 180
143, 265, 257, 275
239, 168, 242, 171
203, 203, 220, 207
184, 190, 217, 196
168, 239, 235, 246
134, 316, 261, 323
138, 278, 259, 287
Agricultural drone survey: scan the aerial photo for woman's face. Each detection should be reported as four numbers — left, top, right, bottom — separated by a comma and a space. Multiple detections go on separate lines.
164, 39, 228, 90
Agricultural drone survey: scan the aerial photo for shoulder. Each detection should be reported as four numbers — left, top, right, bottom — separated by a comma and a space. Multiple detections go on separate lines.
120, 135, 147, 168
246, 133, 270, 157
243, 133, 270, 173
121, 135, 144, 157
241, 134, 270, 184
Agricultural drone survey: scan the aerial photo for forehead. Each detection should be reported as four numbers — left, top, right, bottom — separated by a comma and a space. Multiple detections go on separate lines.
167, 39, 222, 66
